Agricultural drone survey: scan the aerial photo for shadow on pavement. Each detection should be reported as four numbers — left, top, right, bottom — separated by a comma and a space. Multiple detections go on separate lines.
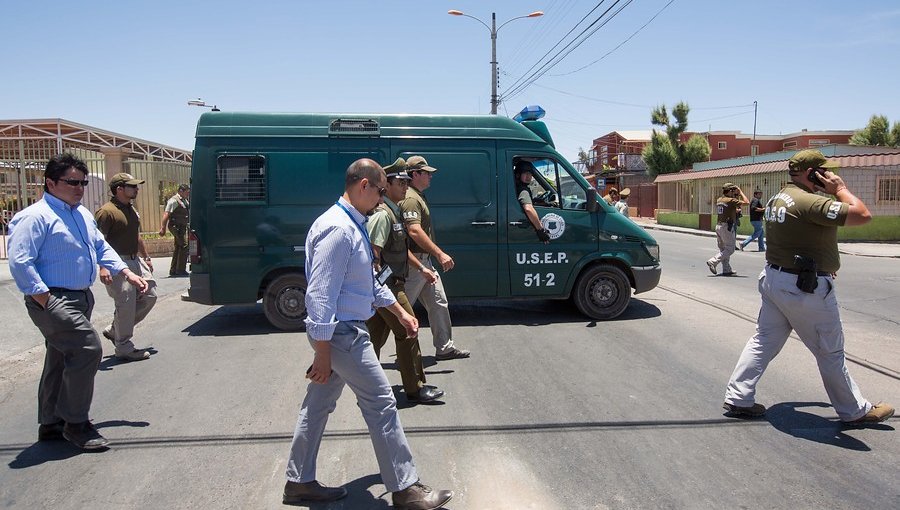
423, 297, 660, 328
764, 401, 891, 450
281, 473, 392, 509
183, 304, 282, 337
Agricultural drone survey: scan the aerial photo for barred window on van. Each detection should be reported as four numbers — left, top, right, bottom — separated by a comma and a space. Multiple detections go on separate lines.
216, 155, 266, 202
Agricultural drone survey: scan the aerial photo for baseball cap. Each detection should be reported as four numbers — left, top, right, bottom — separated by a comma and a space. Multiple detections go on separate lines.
383, 157, 411, 180
406, 155, 437, 173
788, 149, 838, 172
109, 173, 145, 189
722, 182, 737, 191
619, 187, 631, 197
607, 186, 619, 194
178, 183, 191, 191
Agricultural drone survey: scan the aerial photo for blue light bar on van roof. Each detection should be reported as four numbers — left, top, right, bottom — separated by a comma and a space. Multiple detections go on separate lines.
513, 105, 546, 123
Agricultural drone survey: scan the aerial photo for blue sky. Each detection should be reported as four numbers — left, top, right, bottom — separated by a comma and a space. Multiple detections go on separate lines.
3, 1, 899, 161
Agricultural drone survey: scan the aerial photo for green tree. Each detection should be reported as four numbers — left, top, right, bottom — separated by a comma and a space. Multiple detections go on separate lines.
577, 146, 591, 171
642, 101, 711, 177
849, 114, 900, 147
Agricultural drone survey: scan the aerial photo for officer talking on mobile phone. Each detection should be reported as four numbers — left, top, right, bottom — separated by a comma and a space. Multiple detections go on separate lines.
722, 149, 894, 424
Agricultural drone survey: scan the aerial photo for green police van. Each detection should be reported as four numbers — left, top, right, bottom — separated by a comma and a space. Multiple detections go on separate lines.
185, 112, 661, 330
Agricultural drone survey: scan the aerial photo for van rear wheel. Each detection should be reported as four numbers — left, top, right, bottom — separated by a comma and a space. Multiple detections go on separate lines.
573, 264, 631, 320
263, 273, 307, 331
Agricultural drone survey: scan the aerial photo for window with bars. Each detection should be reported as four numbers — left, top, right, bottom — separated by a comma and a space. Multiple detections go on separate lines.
717, 141, 727, 150
876, 176, 900, 204
216, 155, 266, 202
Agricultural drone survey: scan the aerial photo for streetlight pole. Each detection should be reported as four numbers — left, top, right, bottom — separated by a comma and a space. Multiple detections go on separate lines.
449, 9, 543, 115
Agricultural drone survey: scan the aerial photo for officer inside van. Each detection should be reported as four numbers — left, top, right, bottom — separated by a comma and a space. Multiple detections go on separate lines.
514, 160, 551, 244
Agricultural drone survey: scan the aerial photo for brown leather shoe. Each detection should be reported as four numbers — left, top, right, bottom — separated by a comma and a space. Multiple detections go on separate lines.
283, 480, 347, 504
392, 481, 452, 510
844, 402, 894, 425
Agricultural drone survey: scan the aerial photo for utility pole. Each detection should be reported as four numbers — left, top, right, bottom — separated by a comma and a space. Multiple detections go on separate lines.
752, 100, 758, 161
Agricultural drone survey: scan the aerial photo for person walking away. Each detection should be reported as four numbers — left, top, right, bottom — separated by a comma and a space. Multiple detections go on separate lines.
366, 158, 444, 404
722, 149, 893, 424
7, 153, 148, 450
399, 156, 470, 361
739, 189, 766, 251
283, 158, 452, 509
706, 183, 748, 276
95, 173, 158, 361
159, 184, 190, 276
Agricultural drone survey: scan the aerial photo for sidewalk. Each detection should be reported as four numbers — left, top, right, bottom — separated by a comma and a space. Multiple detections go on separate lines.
631, 217, 900, 258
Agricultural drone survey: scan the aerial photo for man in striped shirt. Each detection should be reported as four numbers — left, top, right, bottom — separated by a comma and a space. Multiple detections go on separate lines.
283, 159, 453, 509
7, 153, 148, 450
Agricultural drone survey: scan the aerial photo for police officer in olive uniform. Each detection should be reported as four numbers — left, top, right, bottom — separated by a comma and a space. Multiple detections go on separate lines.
366, 159, 444, 404
706, 183, 748, 276
514, 160, 551, 243
400, 156, 470, 360
723, 149, 894, 424
159, 184, 190, 276
602, 186, 619, 206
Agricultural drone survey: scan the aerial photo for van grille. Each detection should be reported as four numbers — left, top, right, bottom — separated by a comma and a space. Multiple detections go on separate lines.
328, 118, 380, 136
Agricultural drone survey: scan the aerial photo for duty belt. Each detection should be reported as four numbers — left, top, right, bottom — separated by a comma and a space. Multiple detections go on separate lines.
768, 263, 830, 277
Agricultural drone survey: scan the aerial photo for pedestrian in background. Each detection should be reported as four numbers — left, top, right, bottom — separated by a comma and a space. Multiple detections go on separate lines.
95, 173, 157, 361
706, 183, 748, 276
399, 156, 470, 361
739, 189, 766, 251
723, 149, 893, 424
7, 153, 148, 450
366, 158, 445, 404
283, 158, 452, 509
159, 183, 190, 276
614, 187, 631, 217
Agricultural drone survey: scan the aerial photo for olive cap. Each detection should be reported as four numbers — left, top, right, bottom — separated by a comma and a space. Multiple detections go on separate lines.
109, 172, 144, 190
384, 157, 411, 180
788, 149, 838, 171
407, 155, 437, 173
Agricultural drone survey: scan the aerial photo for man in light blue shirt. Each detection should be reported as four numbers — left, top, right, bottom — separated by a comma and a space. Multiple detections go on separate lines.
7, 153, 147, 450
283, 158, 453, 509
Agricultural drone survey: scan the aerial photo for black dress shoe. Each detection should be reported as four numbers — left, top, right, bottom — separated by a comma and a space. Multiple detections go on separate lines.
393, 481, 453, 510
283, 480, 347, 504
435, 347, 470, 361
62, 421, 109, 450
38, 421, 65, 441
407, 386, 444, 403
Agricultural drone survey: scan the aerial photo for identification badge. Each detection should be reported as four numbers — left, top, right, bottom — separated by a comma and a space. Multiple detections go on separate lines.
375, 265, 393, 286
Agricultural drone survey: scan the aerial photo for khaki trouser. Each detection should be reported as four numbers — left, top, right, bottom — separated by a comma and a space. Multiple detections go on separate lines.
104, 257, 157, 355
708, 223, 736, 273
404, 254, 455, 355
367, 278, 426, 395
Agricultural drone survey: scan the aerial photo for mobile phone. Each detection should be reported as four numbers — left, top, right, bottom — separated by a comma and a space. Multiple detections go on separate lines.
807, 168, 826, 187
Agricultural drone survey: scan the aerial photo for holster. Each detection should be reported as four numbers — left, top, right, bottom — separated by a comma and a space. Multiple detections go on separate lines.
794, 255, 818, 293
726, 220, 734, 232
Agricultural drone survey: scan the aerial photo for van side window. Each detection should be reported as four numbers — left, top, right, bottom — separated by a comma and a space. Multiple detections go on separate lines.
216, 155, 266, 202
527, 158, 588, 210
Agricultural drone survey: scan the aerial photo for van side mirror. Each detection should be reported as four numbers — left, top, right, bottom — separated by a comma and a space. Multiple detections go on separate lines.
586, 191, 600, 212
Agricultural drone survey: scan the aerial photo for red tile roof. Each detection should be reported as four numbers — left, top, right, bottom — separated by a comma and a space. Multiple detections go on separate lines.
655, 154, 900, 183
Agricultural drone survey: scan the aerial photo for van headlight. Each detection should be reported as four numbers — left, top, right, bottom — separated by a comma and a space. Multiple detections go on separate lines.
645, 243, 660, 262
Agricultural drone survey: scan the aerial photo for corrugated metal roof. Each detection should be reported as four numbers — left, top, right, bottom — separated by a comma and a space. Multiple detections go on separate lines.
655, 153, 900, 183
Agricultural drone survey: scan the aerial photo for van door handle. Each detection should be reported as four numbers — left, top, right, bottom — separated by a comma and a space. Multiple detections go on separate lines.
470, 221, 496, 227
508, 220, 529, 228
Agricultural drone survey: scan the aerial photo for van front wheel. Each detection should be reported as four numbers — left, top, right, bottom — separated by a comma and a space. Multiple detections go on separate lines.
573, 264, 631, 320
263, 273, 308, 331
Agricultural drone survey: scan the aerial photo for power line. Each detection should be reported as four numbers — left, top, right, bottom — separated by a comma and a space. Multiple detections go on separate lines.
550, 0, 677, 77
502, 1, 614, 100
503, 0, 635, 102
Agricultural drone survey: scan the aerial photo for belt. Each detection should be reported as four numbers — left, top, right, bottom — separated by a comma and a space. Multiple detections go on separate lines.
48, 287, 88, 293
768, 264, 830, 277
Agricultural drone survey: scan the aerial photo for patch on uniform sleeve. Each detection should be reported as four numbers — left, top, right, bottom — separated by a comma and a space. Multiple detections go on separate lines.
826, 202, 842, 220
403, 211, 419, 221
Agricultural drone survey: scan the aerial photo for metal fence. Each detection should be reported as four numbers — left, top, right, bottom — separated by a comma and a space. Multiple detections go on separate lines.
1, 141, 190, 258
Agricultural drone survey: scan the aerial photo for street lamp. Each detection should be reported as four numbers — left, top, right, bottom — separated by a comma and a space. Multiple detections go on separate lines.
448, 9, 543, 115
187, 98, 220, 112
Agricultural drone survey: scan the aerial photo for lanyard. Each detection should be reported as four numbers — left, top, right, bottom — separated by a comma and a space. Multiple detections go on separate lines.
336, 201, 375, 263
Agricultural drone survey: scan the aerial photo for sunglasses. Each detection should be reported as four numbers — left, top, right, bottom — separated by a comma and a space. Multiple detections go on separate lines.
57, 178, 89, 187
123, 184, 139, 189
